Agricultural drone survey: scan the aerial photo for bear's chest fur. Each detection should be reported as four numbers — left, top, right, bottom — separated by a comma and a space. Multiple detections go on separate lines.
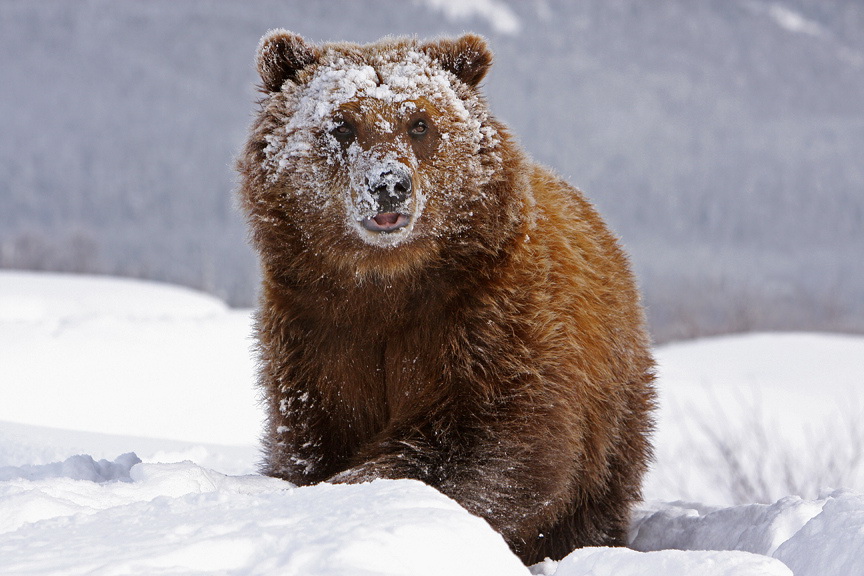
261, 245, 537, 466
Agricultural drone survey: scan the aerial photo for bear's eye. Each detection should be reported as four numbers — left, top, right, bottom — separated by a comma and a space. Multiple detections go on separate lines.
331, 121, 355, 142
409, 119, 429, 138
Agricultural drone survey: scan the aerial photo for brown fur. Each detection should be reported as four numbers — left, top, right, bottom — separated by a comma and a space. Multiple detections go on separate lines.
237, 31, 656, 565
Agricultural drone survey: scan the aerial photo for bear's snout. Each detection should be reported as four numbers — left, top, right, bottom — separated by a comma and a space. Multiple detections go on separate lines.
368, 170, 412, 213
359, 165, 414, 233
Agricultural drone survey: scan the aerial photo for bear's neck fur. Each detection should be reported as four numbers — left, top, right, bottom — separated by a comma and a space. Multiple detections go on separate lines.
252, 137, 533, 466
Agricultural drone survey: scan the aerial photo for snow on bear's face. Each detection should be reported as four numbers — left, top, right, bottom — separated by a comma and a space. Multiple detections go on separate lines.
252, 32, 502, 255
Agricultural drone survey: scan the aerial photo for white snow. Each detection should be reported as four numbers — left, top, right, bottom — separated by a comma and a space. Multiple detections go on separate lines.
646, 332, 864, 505
2, 270, 863, 575
629, 492, 864, 576
0, 271, 261, 446
1, 464, 526, 576
533, 546, 792, 576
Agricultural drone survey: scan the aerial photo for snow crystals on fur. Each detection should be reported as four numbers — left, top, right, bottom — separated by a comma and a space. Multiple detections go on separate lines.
259, 41, 499, 246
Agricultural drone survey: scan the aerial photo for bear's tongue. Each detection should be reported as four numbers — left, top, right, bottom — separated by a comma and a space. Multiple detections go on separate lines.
361, 213, 410, 233
373, 213, 400, 227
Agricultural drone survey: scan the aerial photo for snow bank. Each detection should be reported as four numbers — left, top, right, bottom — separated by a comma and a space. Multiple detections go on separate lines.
7, 455, 862, 575
0, 271, 261, 446
774, 493, 864, 576
534, 547, 791, 576
0, 462, 527, 576
630, 492, 864, 576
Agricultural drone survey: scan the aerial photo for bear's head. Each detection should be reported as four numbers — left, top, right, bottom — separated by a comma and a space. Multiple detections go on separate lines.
240, 32, 521, 280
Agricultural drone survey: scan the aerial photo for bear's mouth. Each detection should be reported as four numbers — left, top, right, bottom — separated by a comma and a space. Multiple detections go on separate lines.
361, 213, 411, 233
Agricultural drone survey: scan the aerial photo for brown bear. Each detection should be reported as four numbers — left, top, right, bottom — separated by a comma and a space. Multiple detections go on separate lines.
236, 30, 656, 565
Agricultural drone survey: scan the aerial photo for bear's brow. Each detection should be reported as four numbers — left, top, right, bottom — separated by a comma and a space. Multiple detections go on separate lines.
408, 97, 441, 116
337, 97, 441, 117
339, 100, 366, 115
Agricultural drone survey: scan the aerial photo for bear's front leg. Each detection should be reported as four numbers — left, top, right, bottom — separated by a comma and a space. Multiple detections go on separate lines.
326, 405, 575, 557
261, 384, 354, 486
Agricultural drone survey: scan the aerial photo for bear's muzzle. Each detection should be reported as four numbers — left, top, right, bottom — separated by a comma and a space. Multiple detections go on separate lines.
360, 165, 413, 233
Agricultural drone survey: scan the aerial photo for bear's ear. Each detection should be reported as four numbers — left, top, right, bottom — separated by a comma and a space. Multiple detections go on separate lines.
256, 29, 321, 92
421, 34, 493, 88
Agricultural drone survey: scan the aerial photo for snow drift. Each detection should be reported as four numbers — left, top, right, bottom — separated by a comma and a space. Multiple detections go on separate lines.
2, 271, 863, 575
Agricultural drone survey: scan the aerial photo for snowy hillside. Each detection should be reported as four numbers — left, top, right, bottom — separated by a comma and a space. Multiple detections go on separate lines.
2, 272, 864, 575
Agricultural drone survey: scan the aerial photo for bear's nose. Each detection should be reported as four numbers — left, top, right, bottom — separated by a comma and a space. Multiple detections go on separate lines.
368, 170, 412, 213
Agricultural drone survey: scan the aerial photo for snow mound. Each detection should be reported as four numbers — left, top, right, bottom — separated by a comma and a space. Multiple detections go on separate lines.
630, 492, 864, 576
774, 494, 864, 576
0, 271, 260, 445
533, 547, 791, 576
0, 462, 527, 576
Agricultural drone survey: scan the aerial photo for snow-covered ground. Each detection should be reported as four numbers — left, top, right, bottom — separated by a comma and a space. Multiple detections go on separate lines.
2, 270, 863, 575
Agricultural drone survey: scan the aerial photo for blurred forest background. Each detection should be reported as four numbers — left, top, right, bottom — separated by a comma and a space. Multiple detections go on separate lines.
1, 0, 862, 343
